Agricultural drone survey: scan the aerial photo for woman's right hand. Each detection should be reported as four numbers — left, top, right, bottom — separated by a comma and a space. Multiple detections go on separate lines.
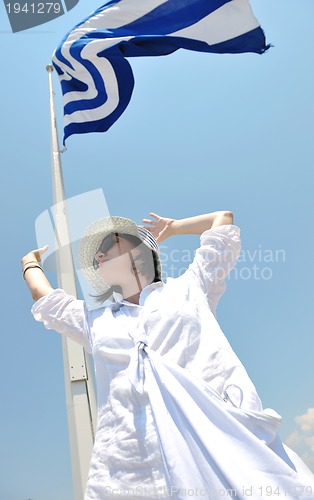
21, 245, 49, 267
21, 245, 54, 301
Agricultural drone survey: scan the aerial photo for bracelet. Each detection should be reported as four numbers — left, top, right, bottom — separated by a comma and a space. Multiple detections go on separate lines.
23, 264, 44, 280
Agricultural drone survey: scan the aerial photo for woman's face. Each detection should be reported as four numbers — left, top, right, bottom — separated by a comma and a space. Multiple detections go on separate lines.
94, 234, 140, 286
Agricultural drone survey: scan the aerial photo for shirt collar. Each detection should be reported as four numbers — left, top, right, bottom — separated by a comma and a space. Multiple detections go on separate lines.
112, 281, 164, 307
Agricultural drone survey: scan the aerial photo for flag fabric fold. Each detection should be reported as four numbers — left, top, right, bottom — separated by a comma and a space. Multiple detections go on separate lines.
52, 0, 269, 142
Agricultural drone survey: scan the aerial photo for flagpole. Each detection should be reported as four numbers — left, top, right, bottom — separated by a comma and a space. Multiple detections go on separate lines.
46, 64, 97, 500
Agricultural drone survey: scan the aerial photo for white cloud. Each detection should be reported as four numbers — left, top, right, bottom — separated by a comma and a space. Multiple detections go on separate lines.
285, 430, 303, 448
284, 408, 314, 472
295, 408, 314, 432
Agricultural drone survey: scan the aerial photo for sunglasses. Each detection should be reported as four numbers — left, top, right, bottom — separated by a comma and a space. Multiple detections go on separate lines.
93, 233, 120, 270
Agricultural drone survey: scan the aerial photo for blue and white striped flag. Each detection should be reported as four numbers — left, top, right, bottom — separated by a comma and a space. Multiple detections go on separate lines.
52, 0, 269, 143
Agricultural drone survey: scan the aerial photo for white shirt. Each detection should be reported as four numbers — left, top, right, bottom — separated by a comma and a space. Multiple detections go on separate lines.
32, 225, 313, 499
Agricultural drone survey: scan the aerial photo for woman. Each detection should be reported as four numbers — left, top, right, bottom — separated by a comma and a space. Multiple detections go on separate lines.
22, 211, 314, 500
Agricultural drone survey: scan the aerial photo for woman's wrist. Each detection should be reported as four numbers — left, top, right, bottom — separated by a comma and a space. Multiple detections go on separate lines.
169, 216, 203, 235
21, 245, 53, 300
22, 264, 44, 280
22, 259, 38, 266
21, 252, 40, 266
169, 219, 179, 236
21, 245, 48, 267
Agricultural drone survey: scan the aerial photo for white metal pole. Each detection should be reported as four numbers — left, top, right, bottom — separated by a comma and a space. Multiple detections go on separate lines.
46, 64, 97, 500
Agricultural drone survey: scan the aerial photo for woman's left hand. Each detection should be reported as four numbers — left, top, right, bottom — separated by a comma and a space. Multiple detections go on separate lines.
142, 213, 175, 243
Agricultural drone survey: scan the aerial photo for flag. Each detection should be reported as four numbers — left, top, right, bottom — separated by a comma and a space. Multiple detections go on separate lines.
52, 0, 269, 143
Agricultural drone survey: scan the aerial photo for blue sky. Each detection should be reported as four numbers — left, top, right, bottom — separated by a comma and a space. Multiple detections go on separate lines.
1, 1, 314, 498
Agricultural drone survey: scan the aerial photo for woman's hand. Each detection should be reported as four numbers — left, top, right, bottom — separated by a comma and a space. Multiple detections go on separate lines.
142, 211, 234, 242
21, 245, 54, 301
142, 213, 175, 243
21, 245, 49, 266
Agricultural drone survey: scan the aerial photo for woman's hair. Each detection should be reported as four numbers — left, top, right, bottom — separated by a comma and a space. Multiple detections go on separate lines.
94, 234, 162, 303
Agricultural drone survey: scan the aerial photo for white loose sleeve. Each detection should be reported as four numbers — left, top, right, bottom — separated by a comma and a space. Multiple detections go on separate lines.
31, 288, 93, 353
188, 224, 241, 315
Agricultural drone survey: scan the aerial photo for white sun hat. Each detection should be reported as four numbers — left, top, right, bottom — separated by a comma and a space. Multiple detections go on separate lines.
78, 216, 160, 294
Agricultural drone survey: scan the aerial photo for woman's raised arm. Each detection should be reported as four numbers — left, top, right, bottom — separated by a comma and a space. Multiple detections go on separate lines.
21, 245, 54, 301
142, 211, 234, 242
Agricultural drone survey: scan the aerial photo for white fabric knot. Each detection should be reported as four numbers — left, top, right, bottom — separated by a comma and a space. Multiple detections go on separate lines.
128, 337, 149, 394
